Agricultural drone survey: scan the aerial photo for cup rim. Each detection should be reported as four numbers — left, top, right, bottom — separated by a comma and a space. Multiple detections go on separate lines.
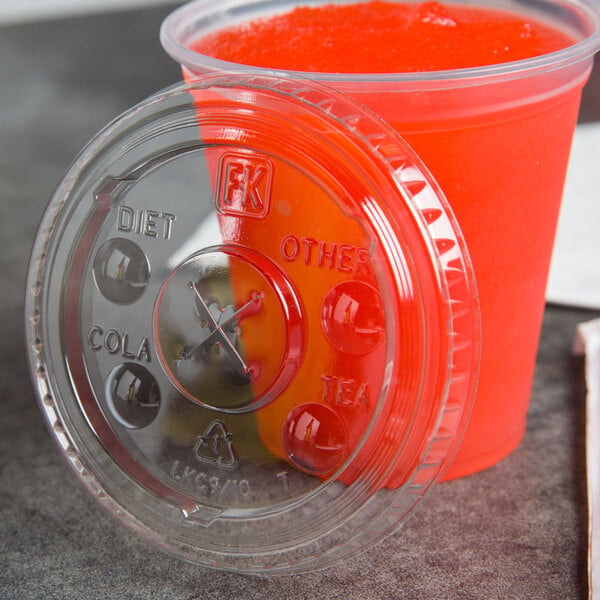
160, 0, 600, 84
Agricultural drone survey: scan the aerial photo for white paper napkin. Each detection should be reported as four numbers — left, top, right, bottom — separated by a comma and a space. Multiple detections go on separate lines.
574, 319, 600, 599
547, 122, 600, 310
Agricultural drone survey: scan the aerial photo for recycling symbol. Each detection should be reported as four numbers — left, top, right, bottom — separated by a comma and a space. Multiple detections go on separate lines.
193, 420, 239, 470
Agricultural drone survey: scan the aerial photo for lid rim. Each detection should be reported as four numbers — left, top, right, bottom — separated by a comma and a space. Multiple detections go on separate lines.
26, 74, 480, 575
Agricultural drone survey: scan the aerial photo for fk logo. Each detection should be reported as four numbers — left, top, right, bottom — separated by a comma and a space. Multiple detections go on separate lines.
217, 153, 273, 219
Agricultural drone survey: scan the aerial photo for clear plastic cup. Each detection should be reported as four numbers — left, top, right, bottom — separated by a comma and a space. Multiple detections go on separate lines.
161, 0, 600, 479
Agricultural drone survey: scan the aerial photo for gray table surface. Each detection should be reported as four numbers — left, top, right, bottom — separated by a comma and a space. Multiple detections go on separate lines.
1, 5, 599, 599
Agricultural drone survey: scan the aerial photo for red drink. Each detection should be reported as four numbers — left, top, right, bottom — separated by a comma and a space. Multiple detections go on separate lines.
163, 0, 598, 480
193, 1, 573, 72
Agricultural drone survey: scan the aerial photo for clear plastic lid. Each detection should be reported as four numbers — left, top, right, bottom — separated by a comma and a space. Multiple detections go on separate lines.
26, 74, 480, 574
